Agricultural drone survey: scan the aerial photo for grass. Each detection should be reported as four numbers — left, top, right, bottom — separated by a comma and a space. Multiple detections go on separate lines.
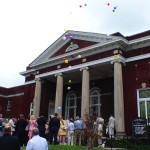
21, 145, 105, 150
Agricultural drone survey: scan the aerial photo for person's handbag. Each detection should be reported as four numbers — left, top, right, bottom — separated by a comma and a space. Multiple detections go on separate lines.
98, 130, 103, 137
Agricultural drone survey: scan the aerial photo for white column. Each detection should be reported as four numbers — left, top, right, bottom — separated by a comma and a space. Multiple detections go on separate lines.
55, 73, 63, 116
112, 59, 125, 136
33, 78, 42, 119
80, 67, 90, 120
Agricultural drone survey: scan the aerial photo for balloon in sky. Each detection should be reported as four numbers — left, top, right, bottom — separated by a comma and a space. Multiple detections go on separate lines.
64, 28, 67, 32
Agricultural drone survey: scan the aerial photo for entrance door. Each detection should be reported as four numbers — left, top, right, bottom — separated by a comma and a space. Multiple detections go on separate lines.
65, 92, 77, 119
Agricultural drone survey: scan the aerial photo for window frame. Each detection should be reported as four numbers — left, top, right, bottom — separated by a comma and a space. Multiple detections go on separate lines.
65, 91, 77, 119
89, 87, 101, 117
7, 100, 12, 111
137, 88, 150, 120
29, 102, 34, 116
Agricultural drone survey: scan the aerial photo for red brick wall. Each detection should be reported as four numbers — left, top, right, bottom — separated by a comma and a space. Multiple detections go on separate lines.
23, 83, 35, 118
123, 58, 150, 135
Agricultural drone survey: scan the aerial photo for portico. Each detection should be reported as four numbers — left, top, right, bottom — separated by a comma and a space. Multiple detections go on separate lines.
33, 54, 126, 135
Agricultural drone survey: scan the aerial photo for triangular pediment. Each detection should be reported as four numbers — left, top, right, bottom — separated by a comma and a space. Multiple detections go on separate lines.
29, 30, 123, 68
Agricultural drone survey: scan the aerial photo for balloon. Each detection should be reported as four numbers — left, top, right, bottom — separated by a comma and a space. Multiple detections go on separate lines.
68, 80, 72, 83
70, 44, 73, 48
107, 3, 110, 6
64, 28, 67, 32
67, 87, 71, 90
114, 55, 118, 58
65, 33, 69, 37
58, 106, 61, 110
70, 36, 73, 40
64, 59, 69, 63
76, 55, 81, 59
63, 36, 66, 40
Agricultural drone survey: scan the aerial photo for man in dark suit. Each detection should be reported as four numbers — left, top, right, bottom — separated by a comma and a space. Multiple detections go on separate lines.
0, 126, 20, 150
37, 114, 47, 138
16, 114, 28, 147
49, 113, 60, 144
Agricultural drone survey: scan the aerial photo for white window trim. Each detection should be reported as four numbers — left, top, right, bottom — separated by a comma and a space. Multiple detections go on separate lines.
90, 87, 101, 117
137, 88, 150, 119
65, 91, 77, 119
7, 100, 12, 111
30, 102, 34, 116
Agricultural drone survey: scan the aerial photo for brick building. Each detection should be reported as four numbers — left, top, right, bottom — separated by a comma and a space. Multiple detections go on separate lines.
0, 30, 150, 136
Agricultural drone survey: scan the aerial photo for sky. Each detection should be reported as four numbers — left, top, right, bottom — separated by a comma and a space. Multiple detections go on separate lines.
0, 0, 149, 88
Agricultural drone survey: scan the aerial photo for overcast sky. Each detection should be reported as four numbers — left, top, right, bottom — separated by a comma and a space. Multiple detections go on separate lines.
0, 0, 149, 88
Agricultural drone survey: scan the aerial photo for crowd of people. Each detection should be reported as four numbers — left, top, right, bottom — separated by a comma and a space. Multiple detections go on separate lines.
0, 113, 115, 149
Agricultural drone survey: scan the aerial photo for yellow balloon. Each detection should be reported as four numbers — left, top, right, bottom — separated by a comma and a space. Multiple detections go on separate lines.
64, 59, 68, 63
114, 55, 118, 58
64, 28, 67, 32
76, 55, 81, 59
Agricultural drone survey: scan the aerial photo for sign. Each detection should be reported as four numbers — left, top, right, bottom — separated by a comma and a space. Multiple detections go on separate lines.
132, 118, 148, 139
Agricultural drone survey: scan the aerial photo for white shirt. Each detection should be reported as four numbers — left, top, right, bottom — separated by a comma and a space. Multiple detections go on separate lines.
98, 124, 103, 132
67, 122, 74, 131
26, 135, 48, 150
108, 116, 115, 128
8, 119, 15, 132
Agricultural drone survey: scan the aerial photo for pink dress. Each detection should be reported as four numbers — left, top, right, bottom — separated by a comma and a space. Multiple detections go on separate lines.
28, 120, 37, 139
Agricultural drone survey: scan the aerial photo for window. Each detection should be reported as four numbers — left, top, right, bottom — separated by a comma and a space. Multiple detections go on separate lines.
65, 92, 77, 119
90, 87, 101, 117
137, 88, 150, 120
48, 101, 55, 116
7, 100, 12, 111
30, 102, 34, 116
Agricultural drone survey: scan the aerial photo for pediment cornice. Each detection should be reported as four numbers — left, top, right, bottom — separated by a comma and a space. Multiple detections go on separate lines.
29, 30, 125, 67
28, 38, 128, 70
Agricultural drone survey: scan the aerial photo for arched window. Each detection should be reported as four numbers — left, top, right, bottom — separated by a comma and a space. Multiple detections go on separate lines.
65, 91, 77, 119
89, 87, 101, 117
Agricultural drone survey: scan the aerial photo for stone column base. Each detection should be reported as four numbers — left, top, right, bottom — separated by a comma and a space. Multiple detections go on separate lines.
115, 132, 126, 139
